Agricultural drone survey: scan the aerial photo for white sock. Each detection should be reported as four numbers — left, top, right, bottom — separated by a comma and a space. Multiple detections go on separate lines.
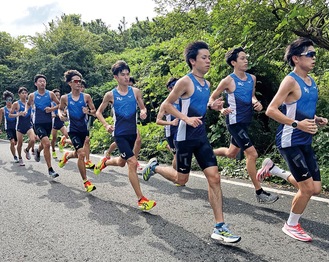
287, 212, 302, 226
270, 165, 291, 181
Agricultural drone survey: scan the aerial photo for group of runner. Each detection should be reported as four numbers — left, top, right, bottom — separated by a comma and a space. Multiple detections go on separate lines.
0, 37, 327, 244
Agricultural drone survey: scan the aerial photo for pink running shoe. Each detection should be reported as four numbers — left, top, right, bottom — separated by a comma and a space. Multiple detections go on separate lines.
256, 158, 274, 182
282, 223, 312, 242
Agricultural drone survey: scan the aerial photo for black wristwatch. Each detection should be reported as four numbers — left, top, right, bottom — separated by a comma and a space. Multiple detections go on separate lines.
291, 121, 298, 128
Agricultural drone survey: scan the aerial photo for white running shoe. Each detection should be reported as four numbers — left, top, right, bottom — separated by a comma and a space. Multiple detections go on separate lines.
256, 158, 274, 181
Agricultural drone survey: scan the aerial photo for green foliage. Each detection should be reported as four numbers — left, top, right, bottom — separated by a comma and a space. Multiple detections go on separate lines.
138, 122, 173, 164
89, 116, 114, 153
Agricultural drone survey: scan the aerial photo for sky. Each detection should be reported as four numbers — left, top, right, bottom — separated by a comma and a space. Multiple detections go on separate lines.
0, 0, 157, 37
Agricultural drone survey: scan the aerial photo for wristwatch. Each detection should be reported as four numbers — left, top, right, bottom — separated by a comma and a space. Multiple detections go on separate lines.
291, 121, 298, 128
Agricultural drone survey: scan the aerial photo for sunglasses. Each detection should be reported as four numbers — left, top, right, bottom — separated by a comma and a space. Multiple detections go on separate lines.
71, 79, 82, 84
6, 98, 13, 102
300, 51, 316, 58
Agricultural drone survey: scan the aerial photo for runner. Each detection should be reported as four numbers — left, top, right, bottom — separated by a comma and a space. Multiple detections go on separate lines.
208, 47, 279, 204
265, 37, 327, 241
9, 87, 36, 166
25, 74, 60, 178
104, 76, 143, 172
50, 88, 68, 159
94, 61, 156, 211
141, 41, 240, 243
58, 70, 97, 192
155, 77, 180, 171
0, 90, 18, 163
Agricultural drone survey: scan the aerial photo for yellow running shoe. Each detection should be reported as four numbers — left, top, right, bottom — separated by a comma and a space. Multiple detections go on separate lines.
58, 136, 66, 153
84, 180, 96, 192
138, 196, 156, 211
85, 160, 95, 169
58, 152, 69, 168
94, 157, 108, 175
52, 151, 57, 159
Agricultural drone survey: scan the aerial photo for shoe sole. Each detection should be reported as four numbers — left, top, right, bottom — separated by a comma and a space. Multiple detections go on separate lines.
282, 227, 312, 242
257, 195, 279, 204
49, 174, 59, 178
211, 233, 241, 243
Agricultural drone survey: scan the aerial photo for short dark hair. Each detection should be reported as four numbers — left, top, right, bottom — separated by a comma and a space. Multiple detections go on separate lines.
184, 41, 209, 69
166, 77, 179, 89
34, 74, 47, 83
111, 60, 130, 76
225, 47, 245, 68
3, 90, 14, 100
81, 79, 87, 88
52, 88, 60, 94
18, 87, 28, 94
284, 37, 315, 67
129, 76, 136, 85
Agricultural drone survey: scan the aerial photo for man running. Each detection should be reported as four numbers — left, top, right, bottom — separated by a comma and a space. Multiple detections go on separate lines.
142, 41, 240, 243
265, 37, 327, 241
208, 47, 279, 204
94, 61, 156, 211
58, 70, 97, 192
9, 87, 36, 166
0, 90, 18, 163
25, 74, 60, 178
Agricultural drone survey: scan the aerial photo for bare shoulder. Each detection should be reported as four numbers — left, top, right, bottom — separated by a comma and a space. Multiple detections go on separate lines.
280, 75, 298, 90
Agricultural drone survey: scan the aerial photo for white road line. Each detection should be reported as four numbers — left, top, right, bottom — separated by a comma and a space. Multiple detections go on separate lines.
189, 171, 329, 204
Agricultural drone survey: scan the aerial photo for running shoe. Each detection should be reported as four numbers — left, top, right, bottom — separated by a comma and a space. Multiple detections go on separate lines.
142, 158, 158, 181
104, 150, 111, 159
58, 152, 69, 168
94, 157, 108, 175
282, 223, 312, 242
256, 190, 279, 204
58, 136, 66, 152
138, 196, 156, 211
256, 158, 274, 182
31, 148, 35, 155
85, 160, 95, 169
49, 169, 59, 178
19, 158, 25, 166
156, 140, 168, 151
24, 148, 31, 160
211, 224, 241, 243
84, 180, 96, 192
14, 156, 19, 163
34, 148, 41, 162
52, 151, 57, 159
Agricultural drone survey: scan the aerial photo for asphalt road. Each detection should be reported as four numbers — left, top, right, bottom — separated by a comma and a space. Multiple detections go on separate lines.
0, 140, 328, 262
